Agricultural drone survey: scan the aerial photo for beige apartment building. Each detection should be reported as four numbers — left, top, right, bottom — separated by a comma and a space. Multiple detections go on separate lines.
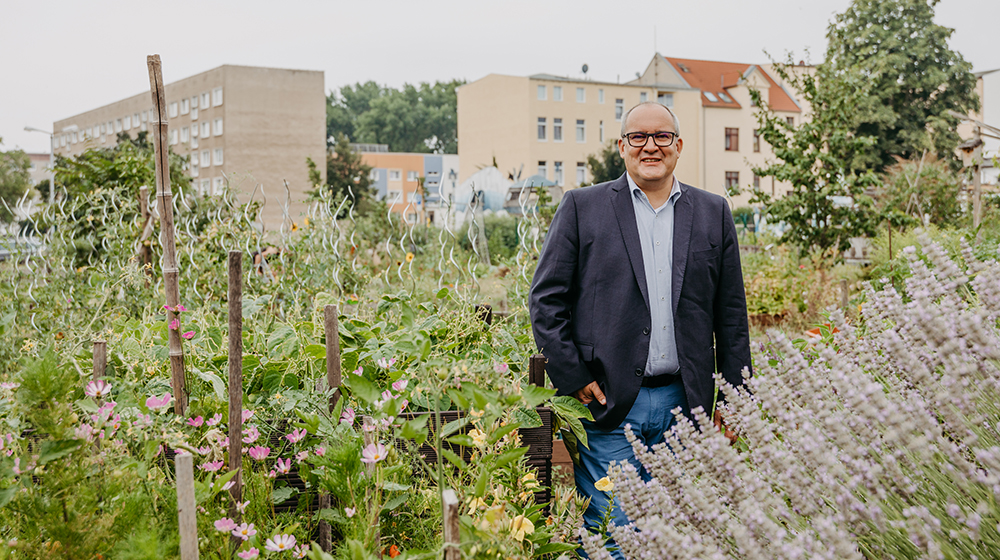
458, 53, 806, 207
52, 65, 326, 231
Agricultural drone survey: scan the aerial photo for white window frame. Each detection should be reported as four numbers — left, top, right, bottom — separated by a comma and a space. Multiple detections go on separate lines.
388, 169, 401, 181
169, 102, 178, 118
553, 86, 563, 101
386, 189, 402, 202
576, 162, 586, 185
180, 98, 189, 115
553, 118, 563, 142
576, 87, 585, 102
537, 117, 546, 141
169, 130, 178, 145
213, 177, 224, 195
191, 107, 198, 121
201, 150, 211, 167
576, 119, 585, 143
537, 85, 546, 100
191, 96, 198, 109
407, 170, 418, 182
615, 99, 624, 121
537, 161, 547, 179
201, 92, 211, 109
181, 127, 190, 142
123, 116, 131, 130
640, 92, 648, 103
212, 87, 223, 107
658, 93, 674, 107
191, 136, 199, 149
213, 118, 223, 136
115, 119, 123, 133
599, 120, 604, 143
201, 122, 210, 138
599, 89, 605, 104
554, 161, 564, 186
213, 148, 224, 166
201, 178, 212, 195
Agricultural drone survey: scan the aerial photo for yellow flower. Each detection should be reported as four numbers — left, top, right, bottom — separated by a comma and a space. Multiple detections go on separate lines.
303, 216, 310, 226
291, 222, 299, 232
595, 476, 614, 492
521, 472, 539, 489
469, 408, 484, 419
405, 252, 414, 262
509, 515, 534, 541
467, 497, 487, 515
469, 428, 487, 447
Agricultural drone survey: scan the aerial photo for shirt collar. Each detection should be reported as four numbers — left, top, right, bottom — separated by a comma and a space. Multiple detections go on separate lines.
626, 173, 682, 208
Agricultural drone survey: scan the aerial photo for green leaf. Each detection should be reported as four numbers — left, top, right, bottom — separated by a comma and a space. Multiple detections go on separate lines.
551, 395, 595, 422
76, 398, 99, 414
494, 446, 528, 468
381, 493, 409, 513
193, 367, 227, 401
267, 325, 299, 359
473, 468, 490, 497
303, 344, 326, 360
447, 435, 475, 447
446, 389, 469, 409
440, 417, 469, 439
488, 422, 520, 445
342, 374, 380, 404
534, 543, 580, 555
400, 302, 414, 328
512, 407, 542, 429
520, 384, 557, 408
381, 481, 410, 492
440, 448, 466, 469
0, 486, 17, 508
271, 486, 297, 504
436, 287, 450, 299
243, 294, 271, 318
38, 439, 84, 464
262, 371, 282, 395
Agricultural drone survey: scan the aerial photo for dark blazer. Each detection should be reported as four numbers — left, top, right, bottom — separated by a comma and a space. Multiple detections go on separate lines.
529, 174, 752, 430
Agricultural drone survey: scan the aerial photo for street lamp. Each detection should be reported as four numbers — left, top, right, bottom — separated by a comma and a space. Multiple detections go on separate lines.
23, 126, 55, 206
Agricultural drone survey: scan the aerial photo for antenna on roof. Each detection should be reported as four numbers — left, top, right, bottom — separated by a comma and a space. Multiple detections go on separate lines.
582, 64, 589, 78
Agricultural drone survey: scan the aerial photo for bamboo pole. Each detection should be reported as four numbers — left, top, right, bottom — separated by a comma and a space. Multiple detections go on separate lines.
324, 304, 342, 410
147, 54, 187, 415
227, 251, 243, 520
175, 454, 200, 560
442, 489, 460, 560
92, 341, 107, 381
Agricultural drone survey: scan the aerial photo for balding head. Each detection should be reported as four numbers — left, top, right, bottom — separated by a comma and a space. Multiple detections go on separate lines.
621, 102, 681, 137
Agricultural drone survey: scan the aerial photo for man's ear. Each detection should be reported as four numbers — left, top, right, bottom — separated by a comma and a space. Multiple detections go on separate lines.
617, 138, 626, 159
674, 136, 684, 156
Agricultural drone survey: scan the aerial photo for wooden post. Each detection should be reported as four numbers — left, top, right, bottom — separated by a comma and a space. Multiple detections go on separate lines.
442, 488, 460, 560
147, 54, 187, 415
92, 341, 107, 381
325, 304, 342, 410
840, 279, 849, 309
227, 251, 243, 520
175, 454, 200, 560
529, 354, 546, 388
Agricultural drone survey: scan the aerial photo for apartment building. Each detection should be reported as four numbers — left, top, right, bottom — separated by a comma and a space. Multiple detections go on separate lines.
360, 150, 460, 226
458, 53, 806, 206
52, 65, 326, 231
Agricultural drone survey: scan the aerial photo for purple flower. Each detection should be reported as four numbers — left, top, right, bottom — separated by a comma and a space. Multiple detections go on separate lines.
187, 416, 204, 427
314, 446, 326, 457
242, 409, 255, 422
285, 428, 307, 444
199, 460, 224, 472
353, 366, 363, 376
265, 534, 296, 552
232, 522, 257, 541
493, 362, 509, 375
377, 357, 396, 369
181, 331, 195, 340
242, 425, 260, 444
168, 318, 180, 331
237, 548, 259, 559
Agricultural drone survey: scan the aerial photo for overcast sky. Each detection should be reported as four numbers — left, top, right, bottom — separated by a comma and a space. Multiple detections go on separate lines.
3, 0, 998, 153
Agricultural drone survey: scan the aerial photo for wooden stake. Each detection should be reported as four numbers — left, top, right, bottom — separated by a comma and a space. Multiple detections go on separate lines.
442, 488, 460, 560
318, 493, 332, 552
175, 454, 200, 560
92, 341, 107, 381
324, 304, 342, 410
227, 251, 243, 519
529, 354, 547, 388
841, 279, 849, 309
147, 54, 186, 415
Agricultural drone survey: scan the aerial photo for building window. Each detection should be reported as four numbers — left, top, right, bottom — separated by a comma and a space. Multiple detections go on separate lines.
191, 96, 198, 109
100, 123, 106, 134
537, 161, 547, 178
191, 153, 199, 166
725, 172, 739, 192
553, 86, 563, 101
200, 178, 211, 195
369, 169, 379, 180
213, 148, 223, 165
407, 170, 418, 182
658, 93, 674, 107
753, 173, 760, 190
554, 162, 564, 186
133, 113, 140, 126
640, 92, 648, 103
389, 169, 401, 181
615, 99, 624, 121
123, 116, 131, 130
213, 87, 223, 106
753, 129, 761, 153
717, 92, 733, 103
191, 124, 199, 138
181, 98, 189, 114
786, 116, 795, 126
387, 190, 402, 202
115, 119, 123, 132
190, 164, 199, 178
705, 92, 719, 102
599, 89, 605, 104
71, 132, 77, 144
213, 177, 224, 195
201, 92, 211, 109
576, 119, 585, 142
537, 85, 546, 100
202, 150, 211, 167
181, 127, 189, 142
142, 111, 148, 123
191, 136, 199, 149
169, 102, 178, 118
725, 128, 739, 151
576, 87, 585, 102
599, 120, 604, 143
576, 162, 586, 185
537, 117, 546, 140
213, 118, 223, 136
191, 107, 198, 121
553, 118, 563, 142
169, 130, 178, 145
201, 122, 210, 138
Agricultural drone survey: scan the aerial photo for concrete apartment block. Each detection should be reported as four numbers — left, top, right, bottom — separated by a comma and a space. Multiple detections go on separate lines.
52, 65, 326, 232
361, 150, 459, 226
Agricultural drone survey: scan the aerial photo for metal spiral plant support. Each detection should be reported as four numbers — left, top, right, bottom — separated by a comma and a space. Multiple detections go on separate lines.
383, 191, 401, 288
347, 186, 360, 273
397, 201, 412, 289
330, 193, 351, 297
464, 185, 482, 302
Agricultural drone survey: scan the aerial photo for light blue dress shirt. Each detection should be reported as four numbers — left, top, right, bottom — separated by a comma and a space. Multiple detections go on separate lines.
626, 173, 682, 377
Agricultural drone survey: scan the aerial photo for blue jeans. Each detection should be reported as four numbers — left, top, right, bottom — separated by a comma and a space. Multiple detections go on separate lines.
576, 381, 688, 559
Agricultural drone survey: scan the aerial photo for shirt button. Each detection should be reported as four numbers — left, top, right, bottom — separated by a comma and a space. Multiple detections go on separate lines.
656, 241, 660, 245
658, 269, 662, 273
663, 325, 667, 329
661, 354, 666, 358
634, 368, 643, 376
661, 297, 665, 301
642, 327, 650, 335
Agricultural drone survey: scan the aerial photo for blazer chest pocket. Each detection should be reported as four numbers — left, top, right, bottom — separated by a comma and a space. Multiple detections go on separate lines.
577, 343, 594, 362
691, 247, 717, 261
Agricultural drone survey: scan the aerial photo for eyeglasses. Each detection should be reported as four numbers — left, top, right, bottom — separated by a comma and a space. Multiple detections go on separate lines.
622, 131, 678, 148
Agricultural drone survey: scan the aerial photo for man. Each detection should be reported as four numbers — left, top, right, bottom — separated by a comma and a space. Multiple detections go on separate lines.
529, 102, 752, 552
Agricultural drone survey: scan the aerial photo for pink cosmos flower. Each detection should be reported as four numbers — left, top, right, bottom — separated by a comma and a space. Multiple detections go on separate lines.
247, 446, 270, 461
380, 416, 394, 429
181, 331, 195, 340
361, 442, 387, 464
0, 382, 20, 390
176, 304, 187, 312
392, 378, 408, 392
232, 522, 257, 541
85, 379, 112, 398
222, 480, 236, 492
221, 436, 229, 447
75, 424, 95, 442
214, 517, 238, 532
493, 362, 509, 375
295, 451, 309, 464
293, 544, 309, 558
266, 470, 277, 479
314, 446, 326, 457
399, 399, 409, 412
168, 318, 180, 331
236, 500, 249, 514
197, 446, 211, 455
133, 414, 153, 428
200, 460, 224, 472
275, 457, 291, 474
340, 407, 355, 425
265, 534, 296, 552
353, 366, 363, 376
237, 548, 259, 559
242, 425, 260, 444
187, 416, 204, 427
242, 409, 255, 422
145, 392, 172, 410
376, 357, 396, 369
344, 506, 356, 518
285, 428, 307, 444
206, 413, 222, 426
362, 422, 376, 433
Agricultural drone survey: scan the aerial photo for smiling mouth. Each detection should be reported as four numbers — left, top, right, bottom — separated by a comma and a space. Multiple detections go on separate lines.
640, 158, 661, 163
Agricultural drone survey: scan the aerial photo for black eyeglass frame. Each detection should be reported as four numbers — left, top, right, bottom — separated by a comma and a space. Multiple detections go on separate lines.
621, 131, 679, 148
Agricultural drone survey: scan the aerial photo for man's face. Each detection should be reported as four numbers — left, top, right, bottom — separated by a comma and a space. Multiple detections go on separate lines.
617, 104, 683, 188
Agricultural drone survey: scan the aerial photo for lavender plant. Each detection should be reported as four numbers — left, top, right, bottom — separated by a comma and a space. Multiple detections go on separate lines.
584, 233, 1000, 560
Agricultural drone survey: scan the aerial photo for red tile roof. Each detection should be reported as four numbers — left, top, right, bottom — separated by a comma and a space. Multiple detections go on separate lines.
664, 57, 801, 113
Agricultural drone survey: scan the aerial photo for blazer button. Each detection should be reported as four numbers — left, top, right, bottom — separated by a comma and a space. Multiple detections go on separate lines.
642, 327, 650, 335
634, 368, 643, 376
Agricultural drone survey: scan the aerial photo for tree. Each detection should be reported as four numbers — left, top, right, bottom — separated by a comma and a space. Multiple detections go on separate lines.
875, 154, 964, 226
824, 0, 978, 170
309, 134, 375, 214
750, 60, 882, 254
326, 80, 464, 153
585, 140, 625, 185
0, 138, 33, 223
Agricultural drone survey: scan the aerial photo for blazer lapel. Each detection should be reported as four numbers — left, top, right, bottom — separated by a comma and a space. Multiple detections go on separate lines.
672, 183, 694, 316
610, 175, 650, 311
